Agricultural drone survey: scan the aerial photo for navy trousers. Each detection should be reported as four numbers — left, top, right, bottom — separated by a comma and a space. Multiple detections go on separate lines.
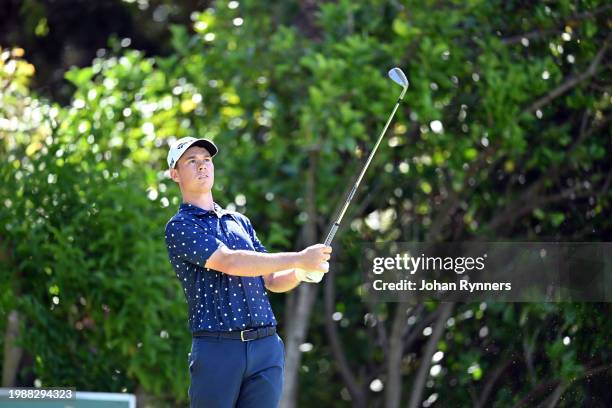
188, 333, 285, 408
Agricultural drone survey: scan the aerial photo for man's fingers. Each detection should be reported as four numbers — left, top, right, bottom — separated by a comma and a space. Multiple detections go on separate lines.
306, 244, 332, 254
300, 244, 333, 271
295, 268, 307, 282
313, 244, 332, 253
304, 271, 324, 283
310, 262, 329, 273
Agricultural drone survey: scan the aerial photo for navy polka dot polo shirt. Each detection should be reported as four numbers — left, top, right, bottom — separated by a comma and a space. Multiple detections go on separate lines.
164, 202, 277, 333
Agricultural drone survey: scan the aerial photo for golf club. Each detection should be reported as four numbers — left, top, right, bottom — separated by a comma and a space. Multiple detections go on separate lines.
324, 67, 409, 246
300, 67, 409, 283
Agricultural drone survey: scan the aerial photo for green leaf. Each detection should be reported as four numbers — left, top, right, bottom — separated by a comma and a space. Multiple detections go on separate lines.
65, 67, 94, 86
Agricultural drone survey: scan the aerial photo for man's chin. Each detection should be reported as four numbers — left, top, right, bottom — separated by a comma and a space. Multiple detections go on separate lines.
195, 182, 213, 191
196, 177, 212, 185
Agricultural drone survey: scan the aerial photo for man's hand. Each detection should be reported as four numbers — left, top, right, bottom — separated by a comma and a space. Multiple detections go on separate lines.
297, 243, 332, 272
295, 268, 326, 283
295, 244, 332, 283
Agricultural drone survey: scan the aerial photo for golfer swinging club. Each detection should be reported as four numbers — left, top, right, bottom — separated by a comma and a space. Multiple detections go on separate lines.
164, 137, 332, 408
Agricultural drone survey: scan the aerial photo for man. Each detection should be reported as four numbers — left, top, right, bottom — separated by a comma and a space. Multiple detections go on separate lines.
164, 137, 332, 408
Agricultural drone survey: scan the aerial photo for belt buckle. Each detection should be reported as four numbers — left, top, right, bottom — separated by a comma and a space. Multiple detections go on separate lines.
240, 329, 255, 342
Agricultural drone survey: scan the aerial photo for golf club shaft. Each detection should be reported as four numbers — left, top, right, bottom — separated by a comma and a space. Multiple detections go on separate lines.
323, 94, 405, 246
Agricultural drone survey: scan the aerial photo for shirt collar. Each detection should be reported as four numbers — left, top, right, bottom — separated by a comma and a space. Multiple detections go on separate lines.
179, 202, 227, 217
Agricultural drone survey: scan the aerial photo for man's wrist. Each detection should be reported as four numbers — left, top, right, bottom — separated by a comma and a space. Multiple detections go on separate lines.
291, 252, 304, 270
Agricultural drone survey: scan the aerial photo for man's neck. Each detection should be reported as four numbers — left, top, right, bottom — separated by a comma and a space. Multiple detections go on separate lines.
182, 192, 215, 211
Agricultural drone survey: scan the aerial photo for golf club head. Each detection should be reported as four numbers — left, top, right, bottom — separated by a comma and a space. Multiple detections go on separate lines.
388, 67, 409, 89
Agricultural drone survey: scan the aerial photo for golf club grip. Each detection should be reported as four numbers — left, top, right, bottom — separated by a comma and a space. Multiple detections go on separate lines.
324, 223, 340, 246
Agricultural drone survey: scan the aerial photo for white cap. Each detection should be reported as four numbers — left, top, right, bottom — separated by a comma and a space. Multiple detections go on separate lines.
167, 137, 218, 168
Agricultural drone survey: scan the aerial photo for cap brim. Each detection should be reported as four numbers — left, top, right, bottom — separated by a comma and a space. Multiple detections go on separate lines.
189, 139, 218, 157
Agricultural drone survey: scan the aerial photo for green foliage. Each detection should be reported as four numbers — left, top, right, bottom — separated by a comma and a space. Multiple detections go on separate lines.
1, 0, 610, 405
1, 46, 190, 403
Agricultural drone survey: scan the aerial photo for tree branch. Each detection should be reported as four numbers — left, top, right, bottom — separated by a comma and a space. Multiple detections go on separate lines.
367, 306, 438, 385
502, 5, 612, 45
487, 178, 600, 232
281, 149, 321, 408
511, 363, 612, 408
511, 378, 560, 408
2, 311, 22, 387
426, 145, 496, 241
323, 265, 367, 407
475, 357, 514, 408
454, 37, 609, 238
406, 302, 454, 408
401, 305, 432, 352
385, 302, 416, 408
524, 33, 610, 114
544, 382, 566, 408
485, 111, 610, 232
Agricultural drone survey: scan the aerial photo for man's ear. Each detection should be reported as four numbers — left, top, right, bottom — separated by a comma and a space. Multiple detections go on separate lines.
170, 168, 180, 183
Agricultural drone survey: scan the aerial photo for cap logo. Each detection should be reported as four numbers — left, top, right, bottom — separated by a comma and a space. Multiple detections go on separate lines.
176, 141, 189, 150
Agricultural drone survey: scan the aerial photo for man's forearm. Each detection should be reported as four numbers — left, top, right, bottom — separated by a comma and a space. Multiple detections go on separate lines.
208, 247, 301, 277
264, 269, 301, 293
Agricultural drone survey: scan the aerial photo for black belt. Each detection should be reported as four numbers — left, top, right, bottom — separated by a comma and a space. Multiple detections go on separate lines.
192, 326, 276, 342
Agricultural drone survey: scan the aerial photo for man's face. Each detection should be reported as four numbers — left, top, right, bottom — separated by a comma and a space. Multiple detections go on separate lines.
170, 145, 215, 193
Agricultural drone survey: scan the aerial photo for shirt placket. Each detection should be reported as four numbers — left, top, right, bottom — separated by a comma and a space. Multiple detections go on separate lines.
217, 212, 258, 328
207, 213, 224, 330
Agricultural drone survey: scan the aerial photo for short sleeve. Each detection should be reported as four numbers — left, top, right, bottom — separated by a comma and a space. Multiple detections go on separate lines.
250, 226, 268, 253
165, 219, 224, 266
239, 215, 267, 253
